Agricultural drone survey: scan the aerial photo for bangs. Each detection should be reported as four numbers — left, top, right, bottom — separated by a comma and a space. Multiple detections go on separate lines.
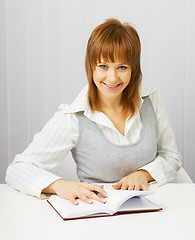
93, 30, 133, 66
86, 18, 141, 73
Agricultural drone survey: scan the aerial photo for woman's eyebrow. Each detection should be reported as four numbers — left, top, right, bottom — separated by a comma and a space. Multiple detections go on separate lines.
97, 62, 107, 65
98, 61, 108, 64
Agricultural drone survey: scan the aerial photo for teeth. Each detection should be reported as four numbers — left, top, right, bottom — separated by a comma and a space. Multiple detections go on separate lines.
105, 83, 119, 88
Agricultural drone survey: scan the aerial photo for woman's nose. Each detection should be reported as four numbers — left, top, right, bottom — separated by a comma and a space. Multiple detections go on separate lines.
107, 69, 118, 83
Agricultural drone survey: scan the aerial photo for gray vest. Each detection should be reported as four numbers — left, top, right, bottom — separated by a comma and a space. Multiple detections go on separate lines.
71, 96, 157, 183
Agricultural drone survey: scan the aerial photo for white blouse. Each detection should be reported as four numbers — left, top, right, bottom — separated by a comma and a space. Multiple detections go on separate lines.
5, 85, 182, 198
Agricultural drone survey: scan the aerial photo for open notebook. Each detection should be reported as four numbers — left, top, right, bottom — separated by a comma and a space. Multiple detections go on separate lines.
47, 186, 162, 220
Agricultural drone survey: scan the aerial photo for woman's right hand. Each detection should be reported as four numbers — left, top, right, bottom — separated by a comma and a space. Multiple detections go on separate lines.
43, 179, 108, 205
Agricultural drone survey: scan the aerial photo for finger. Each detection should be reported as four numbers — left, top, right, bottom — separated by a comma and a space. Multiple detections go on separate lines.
80, 187, 107, 203
140, 184, 148, 191
88, 184, 108, 198
112, 182, 122, 189
78, 194, 93, 204
121, 183, 128, 190
88, 191, 107, 204
134, 185, 141, 191
69, 197, 78, 205
128, 184, 134, 190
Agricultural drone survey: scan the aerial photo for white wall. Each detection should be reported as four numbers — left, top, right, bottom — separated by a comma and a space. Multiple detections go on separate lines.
0, 0, 195, 183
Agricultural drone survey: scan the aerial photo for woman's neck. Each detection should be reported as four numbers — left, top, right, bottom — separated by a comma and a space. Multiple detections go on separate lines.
97, 92, 122, 113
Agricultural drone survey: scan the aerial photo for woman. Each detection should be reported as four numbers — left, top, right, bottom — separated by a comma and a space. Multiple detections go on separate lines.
5, 18, 181, 205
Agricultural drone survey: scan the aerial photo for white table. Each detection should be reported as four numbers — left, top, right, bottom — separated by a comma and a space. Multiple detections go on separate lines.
1, 183, 195, 240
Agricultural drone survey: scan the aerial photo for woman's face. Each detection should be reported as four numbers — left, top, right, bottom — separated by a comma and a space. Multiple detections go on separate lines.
93, 58, 131, 103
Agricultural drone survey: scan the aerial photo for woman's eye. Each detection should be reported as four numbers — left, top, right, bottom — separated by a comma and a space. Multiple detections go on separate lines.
99, 65, 108, 69
119, 66, 127, 70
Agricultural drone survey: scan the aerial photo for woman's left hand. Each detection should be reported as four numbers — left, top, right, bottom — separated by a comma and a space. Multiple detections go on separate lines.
112, 170, 154, 191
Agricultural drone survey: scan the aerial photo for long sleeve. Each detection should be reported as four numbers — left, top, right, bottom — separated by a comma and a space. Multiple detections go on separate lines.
5, 110, 79, 198
139, 91, 182, 185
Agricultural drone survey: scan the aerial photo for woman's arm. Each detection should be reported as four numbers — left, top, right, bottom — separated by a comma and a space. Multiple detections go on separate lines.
138, 91, 182, 185
113, 90, 182, 190
5, 109, 108, 204
5, 110, 78, 198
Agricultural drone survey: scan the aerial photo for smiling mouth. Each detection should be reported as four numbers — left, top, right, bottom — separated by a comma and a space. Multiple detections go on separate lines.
103, 82, 121, 89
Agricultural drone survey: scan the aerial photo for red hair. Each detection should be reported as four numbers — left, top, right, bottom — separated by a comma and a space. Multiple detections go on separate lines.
85, 18, 142, 119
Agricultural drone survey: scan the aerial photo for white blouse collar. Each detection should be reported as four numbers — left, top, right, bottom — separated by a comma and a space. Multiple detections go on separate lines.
58, 84, 157, 115
58, 84, 157, 134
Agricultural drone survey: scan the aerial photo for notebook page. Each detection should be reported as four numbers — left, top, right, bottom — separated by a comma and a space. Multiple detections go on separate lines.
104, 188, 151, 213
48, 195, 112, 218
118, 196, 160, 212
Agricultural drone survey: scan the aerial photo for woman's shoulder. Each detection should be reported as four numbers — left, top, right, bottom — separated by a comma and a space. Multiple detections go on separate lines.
140, 85, 162, 103
140, 85, 158, 97
58, 85, 89, 114
140, 85, 164, 113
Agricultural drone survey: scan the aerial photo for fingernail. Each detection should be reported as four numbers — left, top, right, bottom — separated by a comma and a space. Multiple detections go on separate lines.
102, 198, 107, 203
88, 200, 93, 204
105, 192, 108, 197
